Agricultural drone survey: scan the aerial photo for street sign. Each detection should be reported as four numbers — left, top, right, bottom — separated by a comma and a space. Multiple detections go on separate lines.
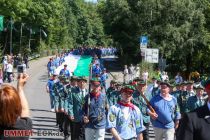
145, 48, 159, 63
140, 36, 148, 48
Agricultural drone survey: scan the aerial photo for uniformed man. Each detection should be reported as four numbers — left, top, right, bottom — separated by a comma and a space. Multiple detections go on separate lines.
186, 81, 195, 97
46, 72, 58, 112
107, 85, 145, 140
179, 81, 190, 114
100, 68, 108, 92
59, 64, 71, 78
107, 82, 121, 106
54, 75, 68, 132
106, 80, 117, 96
68, 76, 88, 140
132, 79, 152, 140
62, 76, 78, 140
186, 85, 206, 112
83, 78, 108, 140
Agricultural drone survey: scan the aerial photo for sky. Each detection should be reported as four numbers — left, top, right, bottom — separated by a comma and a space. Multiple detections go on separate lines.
84, 0, 98, 3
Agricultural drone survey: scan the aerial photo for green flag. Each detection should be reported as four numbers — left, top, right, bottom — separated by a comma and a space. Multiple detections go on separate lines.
74, 55, 92, 76
0, 16, 3, 31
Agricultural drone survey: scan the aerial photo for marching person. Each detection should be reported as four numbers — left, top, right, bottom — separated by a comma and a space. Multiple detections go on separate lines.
46, 72, 58, 112
92, 63, 102, 77
47, 58, 55, 77
106, 80, 117, 96
132, 79, 152, 140
64, 76, 78, 139
179, 81, 190, 114
186, 85, 206, 112
59, 64, 71, 78
100, 68, 108, 92
107, 82, 121, 106
147, 81, 181, 140
83, 78, 108, 140
107, 85, 145, 140
68, 76, 88, 140
54, 75, 68, 132
62, 76, 73, 140
186, 81, 195, 97
176, 79, 210, 140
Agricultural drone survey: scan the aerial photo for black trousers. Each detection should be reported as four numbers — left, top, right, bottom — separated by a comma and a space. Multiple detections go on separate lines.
63, 114, 72, 137
56, 112, 65, 132
71, 121, 85, 140
142, 122, 150, 140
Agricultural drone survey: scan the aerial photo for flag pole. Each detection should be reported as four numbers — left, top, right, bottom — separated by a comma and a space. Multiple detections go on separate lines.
87, 61, 92, 117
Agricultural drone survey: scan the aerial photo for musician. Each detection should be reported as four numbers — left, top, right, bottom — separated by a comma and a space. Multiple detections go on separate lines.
147, 81, 181, 140
107, 85, 145, 140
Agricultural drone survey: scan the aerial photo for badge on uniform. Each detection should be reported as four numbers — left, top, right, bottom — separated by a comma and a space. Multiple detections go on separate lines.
136, 120, 140, 127
109, 114, 116, 122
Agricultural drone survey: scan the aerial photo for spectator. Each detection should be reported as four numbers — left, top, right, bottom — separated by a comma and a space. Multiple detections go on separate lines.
175, 72, 183, 84
23, 55, 29, 68
6, 61, 14, 83
128, 64, 135, 81
123, 65, 129, 84
0, 74, 32, 140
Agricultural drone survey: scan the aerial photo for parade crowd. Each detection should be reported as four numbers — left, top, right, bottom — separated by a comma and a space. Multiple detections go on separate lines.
46, 48, 210, 140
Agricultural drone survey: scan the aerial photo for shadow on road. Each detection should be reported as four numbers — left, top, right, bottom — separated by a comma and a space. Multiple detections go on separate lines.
33, 124, 57, 128
39, 73, 48, 82
32, 116, 56, 119
30, 109, 52, 113
32, 119, 56, 123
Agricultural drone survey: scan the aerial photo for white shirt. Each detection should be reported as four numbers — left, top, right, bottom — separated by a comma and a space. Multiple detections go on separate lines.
160, 93, 173, 101
6, 64, 13, 73
80, 89, 87, 97
124, 68, 128, 75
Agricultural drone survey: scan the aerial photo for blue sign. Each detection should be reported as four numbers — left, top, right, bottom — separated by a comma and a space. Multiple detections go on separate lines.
140, 36, 148, 44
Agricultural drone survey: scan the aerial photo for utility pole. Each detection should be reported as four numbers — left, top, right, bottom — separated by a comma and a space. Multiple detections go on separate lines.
28, 28, 31, 51
9, 17, 13, 55
19, 23, 23, 53
39, 27, 42, 44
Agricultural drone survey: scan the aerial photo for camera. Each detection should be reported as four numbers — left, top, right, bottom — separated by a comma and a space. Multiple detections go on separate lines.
17, 65, 24, 73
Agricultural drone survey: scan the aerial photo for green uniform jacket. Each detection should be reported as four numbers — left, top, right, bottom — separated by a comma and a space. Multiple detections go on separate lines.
106, 90, 120, 106
179, 91, 190, 113
132, 90, 152, 123
186, 95, 206, 112
53, 81, 66, 110
64, 85, 76, 113
68, 87, 87, 122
